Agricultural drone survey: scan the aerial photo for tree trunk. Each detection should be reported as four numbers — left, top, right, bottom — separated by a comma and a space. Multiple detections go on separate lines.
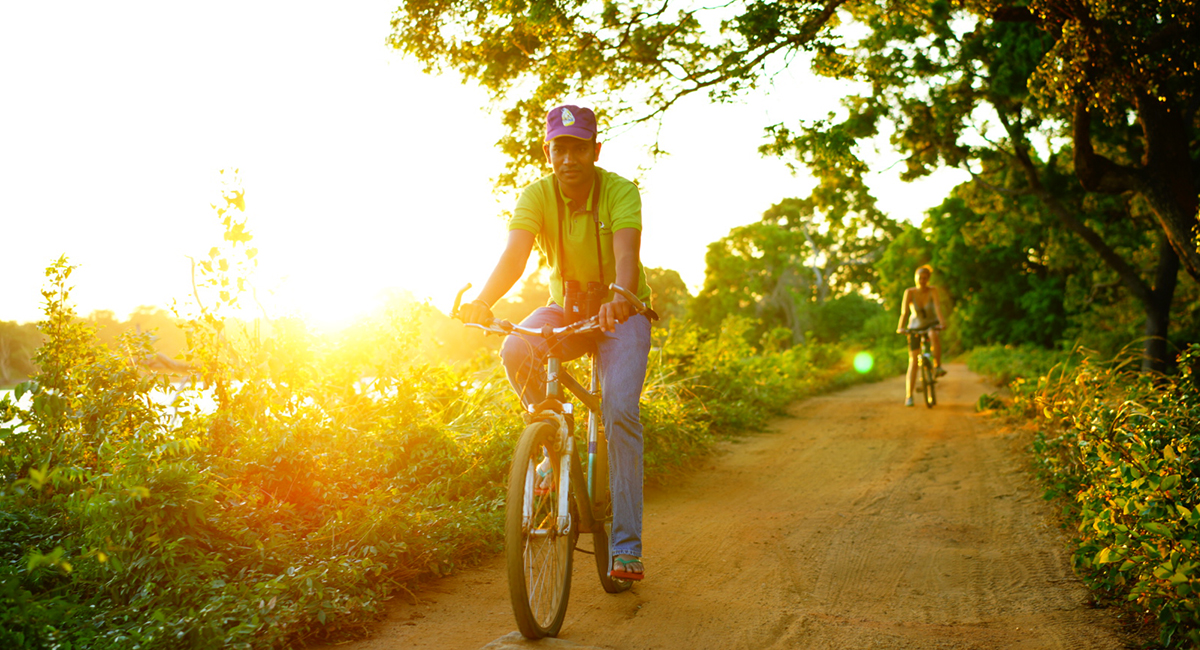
1136, 93, 1200, 282
1143, 234, 1180, 373
768, 266, 808, 345
1072, 96, 1200, 282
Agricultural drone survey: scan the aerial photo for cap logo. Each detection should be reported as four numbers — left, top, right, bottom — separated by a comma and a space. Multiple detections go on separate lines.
561, 108, 575, 126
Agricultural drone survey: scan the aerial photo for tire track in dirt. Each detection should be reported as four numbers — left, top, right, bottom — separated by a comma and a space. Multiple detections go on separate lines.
311, 364, 1132, 649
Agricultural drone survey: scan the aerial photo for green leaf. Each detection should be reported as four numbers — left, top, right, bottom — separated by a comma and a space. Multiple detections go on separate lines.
1143, 522, 1173, 538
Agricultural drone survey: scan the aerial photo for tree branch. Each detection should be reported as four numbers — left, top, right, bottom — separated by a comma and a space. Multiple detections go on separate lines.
996, 109, 1155, 307
1073, 99, 1144, 194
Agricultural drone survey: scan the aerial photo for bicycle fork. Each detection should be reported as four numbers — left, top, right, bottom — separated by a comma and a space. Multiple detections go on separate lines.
537, 354, 602, 538
537, 355, 576, 537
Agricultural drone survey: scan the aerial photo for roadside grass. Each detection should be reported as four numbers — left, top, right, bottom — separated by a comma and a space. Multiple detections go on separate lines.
0, 261, 902, 649
971, 342, 1200, 647
967, 343, 1080, 389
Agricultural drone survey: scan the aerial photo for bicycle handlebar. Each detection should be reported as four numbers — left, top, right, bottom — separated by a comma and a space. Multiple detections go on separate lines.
903, 324, 942, 335
452, 282, 649, 338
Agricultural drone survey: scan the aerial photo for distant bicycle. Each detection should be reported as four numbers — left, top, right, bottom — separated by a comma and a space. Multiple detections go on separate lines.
452, 283, 648, 639
906, 325, 938, 408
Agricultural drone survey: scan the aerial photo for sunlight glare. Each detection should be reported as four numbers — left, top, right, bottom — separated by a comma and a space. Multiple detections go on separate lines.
853, 351, 875, 374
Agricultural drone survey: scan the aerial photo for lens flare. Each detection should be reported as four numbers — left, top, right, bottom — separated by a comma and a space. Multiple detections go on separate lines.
853, 351, 874, 374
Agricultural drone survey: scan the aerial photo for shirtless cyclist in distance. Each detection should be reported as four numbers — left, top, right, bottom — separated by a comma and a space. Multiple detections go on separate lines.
896, 264, 946, 407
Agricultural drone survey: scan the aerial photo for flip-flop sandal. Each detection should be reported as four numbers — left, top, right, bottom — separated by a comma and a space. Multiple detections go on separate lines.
609, 556, 645, 581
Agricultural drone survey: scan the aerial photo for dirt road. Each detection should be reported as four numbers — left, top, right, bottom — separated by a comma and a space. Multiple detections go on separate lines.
319, 364, 1132, 649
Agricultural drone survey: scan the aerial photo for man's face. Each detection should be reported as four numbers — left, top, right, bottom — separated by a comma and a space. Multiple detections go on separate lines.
544, 136, 601, 189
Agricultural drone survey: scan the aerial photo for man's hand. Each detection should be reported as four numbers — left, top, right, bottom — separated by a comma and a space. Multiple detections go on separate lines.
598, 295, 635, 332
458, 299, 494, 325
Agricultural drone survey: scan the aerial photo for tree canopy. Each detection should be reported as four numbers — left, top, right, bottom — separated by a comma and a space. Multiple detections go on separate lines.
391, 0, 1200, 363
390, 0, 1197, 265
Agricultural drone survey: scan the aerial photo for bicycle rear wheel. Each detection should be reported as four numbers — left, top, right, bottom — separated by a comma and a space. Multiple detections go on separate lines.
591, 431, 633, 593
921, 360, 936, 407
506, 421, 573, 639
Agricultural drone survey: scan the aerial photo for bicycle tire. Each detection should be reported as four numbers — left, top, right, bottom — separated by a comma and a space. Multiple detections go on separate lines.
921, 360, 936, 408
506, 421, 573, 639
591, 431, 633, 593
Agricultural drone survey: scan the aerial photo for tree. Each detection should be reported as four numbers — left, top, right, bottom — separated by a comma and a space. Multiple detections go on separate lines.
0, 321, 41, 385
390, 0, 852, 188
761, 196, 897, 300
921, 193, 1071, 349
1007, 0, 1200, 280
643, 267, 692, 323
691, 220, 809, 343
128, 306, 188, 359
758, 1, 1196, 369
391, 0, 1198, 368
690, 196, 888, 344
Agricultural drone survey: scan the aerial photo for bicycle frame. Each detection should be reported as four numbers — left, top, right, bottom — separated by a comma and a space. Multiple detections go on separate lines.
918, 333, 934, 369
453, 283, 647, 537
906, 325, 939, 408
544, 350, 605, 536
454, 282, 647, 637
906, 326, 936, 362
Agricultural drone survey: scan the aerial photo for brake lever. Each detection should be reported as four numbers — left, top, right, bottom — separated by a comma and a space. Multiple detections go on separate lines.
451, 283, 472, 320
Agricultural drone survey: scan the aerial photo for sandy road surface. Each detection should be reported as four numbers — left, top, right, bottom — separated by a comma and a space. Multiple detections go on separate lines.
315, 364, 1132, 649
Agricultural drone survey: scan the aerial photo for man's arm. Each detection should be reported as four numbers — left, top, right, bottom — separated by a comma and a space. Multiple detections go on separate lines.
458, 229, 536, 323
598, 227, 641, 332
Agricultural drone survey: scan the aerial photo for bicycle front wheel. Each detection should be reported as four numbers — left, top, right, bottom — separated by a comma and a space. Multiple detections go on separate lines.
921, 360, 936, 407
506, 421, 574, 639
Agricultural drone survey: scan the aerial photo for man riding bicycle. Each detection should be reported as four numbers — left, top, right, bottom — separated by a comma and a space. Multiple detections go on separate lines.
457, 105, 653, 581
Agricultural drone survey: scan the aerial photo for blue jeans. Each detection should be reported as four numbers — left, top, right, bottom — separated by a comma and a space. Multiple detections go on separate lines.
500, 305, 651, 559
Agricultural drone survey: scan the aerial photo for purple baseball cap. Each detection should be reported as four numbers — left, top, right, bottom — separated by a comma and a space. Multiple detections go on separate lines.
545, 105, 597, 142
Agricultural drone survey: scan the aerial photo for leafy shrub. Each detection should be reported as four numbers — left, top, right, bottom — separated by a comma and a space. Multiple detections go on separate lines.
812, 293, 887, 344
1, 203, 900, 647
967, 343, 1076, 388
1020, 344, 1200, 647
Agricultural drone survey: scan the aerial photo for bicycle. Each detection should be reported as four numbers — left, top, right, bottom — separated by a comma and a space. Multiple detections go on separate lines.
452, 283, 647, 639
906, 325, 938, 408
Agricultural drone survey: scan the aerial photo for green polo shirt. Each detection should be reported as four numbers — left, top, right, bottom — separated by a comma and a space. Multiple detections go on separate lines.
510, 167, 651, 308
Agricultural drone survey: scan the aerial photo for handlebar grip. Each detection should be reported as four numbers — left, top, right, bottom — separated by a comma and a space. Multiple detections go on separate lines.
452, 283, 473, 318
609, 283, 647, 312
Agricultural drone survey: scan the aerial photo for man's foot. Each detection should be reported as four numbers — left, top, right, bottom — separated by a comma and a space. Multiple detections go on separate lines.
533, 456, 554, 496
905, 397, 914, 407
610, 555, 644, 581
935, 366, 947, 377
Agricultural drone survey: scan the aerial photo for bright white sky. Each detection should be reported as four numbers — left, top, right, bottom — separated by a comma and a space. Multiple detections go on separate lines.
1, 1, 967, 331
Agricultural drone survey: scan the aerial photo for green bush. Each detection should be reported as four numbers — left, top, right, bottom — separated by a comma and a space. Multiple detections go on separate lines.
0, 247, 897, 646
1019, 344, 1200, 647
967, 343, 1077, 389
